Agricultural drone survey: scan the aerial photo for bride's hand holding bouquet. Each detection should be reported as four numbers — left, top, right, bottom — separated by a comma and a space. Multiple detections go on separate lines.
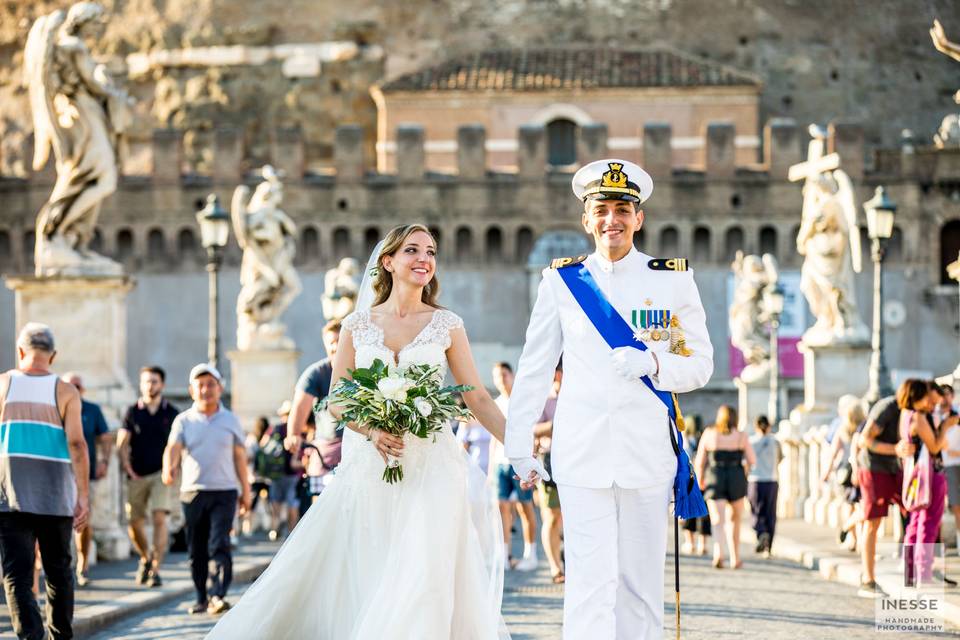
329, 358, 474, 483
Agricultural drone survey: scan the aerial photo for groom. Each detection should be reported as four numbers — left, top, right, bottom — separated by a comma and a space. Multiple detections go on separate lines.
505, 159, 714, 639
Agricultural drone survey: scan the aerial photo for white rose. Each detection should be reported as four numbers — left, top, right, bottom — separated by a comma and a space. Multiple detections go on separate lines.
414, 397, 433, 417
377, 375, 408, 402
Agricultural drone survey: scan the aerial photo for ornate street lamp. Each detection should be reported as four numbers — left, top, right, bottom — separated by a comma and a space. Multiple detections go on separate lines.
196, 194, 230, 368
863, 186, 897, 404
762, 283, 786, 428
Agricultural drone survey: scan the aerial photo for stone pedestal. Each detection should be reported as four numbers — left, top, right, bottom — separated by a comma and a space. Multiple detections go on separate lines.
5, 275, 136, 560
5, 276, 136, 403
90, 456, 130, 560
793, 341, 870, 431
227, 348, 301, 431
735, 376, 767, 433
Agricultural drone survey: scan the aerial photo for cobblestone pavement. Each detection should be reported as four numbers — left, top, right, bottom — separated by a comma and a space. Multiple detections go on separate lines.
83, 539, 958, 639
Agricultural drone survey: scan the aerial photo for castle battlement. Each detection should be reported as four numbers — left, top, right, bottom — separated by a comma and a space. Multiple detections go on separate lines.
5, 117, 957, 189
1, 118, 957, 283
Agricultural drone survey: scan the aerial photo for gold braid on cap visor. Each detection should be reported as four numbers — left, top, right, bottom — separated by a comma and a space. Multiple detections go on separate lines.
581, 182, 642, 200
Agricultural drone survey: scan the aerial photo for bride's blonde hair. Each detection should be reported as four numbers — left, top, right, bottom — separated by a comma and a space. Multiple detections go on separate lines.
372, 224, 441, 307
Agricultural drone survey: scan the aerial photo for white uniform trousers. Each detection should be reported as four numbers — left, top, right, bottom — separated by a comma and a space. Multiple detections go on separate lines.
557, 481, 672, 640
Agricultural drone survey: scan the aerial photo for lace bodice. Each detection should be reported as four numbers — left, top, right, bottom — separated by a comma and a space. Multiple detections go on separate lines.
343, 308, 464, 375
338, 308, 467, 478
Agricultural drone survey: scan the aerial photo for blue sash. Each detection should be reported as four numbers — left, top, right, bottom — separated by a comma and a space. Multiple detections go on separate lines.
556, 262, 708, 520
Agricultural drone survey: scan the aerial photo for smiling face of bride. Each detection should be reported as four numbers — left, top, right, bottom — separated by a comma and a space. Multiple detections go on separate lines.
383, 230, 436, 287
373, 224, 442, 307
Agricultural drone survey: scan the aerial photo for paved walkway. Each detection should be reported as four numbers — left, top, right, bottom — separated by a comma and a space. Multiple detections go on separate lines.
5, 519, 960, 639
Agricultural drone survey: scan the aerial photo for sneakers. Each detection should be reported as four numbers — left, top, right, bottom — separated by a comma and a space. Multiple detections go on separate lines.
858, 580, 887, 598
756, 532, 772, 554
187, 602, 208, 615
268, 529, 279, 542
147, 569, 162, 588
514, 556, 538, 572
207, 595, 232, 615
933, 570, 958, 588
135, 557, 151, 585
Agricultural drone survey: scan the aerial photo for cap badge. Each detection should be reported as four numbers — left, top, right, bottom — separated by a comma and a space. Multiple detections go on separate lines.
601, 162, 628, 189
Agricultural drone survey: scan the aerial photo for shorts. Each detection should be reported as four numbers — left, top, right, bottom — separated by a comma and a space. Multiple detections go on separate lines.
946, 466, 960, 508
496, 464, 533, 503
538, 481, 561, 510
268, 475, 300, 507
858, 467, 902, 520
126, 471, 176, 521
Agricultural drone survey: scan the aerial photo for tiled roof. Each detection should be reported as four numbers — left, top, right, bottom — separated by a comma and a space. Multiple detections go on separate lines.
380, 46, 761, 93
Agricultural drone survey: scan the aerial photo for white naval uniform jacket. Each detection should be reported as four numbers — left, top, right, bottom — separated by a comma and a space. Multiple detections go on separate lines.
505, 247, 714, 490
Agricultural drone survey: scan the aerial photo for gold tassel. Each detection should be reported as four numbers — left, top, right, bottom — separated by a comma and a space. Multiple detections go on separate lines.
672, 393, 685, 432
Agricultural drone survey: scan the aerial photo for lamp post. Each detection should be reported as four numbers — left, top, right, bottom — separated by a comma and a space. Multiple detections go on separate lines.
762, 283, 786, 428
863, 186, 897, 404
196, 194, 230, 369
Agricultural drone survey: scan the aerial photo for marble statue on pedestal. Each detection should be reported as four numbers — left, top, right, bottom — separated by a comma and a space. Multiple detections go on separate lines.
730, 251, 779, 383
24, 2, 133, 277
321, 258, 361, 321
931, 19, 960, 148
789, 125, 868, 347
232, 166, 302, 350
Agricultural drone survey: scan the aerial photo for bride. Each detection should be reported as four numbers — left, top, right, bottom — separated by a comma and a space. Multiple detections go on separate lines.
206, 223, 512, 639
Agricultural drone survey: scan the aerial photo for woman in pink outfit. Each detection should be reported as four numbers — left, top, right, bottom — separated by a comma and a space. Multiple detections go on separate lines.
900, 379, 957, 585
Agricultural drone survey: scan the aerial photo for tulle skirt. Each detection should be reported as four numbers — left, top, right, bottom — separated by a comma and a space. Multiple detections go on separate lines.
206, 425, 509, 640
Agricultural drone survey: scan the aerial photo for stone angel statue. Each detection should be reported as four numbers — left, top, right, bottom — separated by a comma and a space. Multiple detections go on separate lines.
321, 258, 361, 321
24, 2, 134, 276
231, 166, 302, 350
795, 132, 868, 346
930, 19, 960, 147
730, 251, 779, 383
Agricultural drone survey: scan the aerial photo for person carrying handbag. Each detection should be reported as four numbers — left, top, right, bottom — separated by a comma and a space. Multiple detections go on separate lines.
899, 380, 955, 587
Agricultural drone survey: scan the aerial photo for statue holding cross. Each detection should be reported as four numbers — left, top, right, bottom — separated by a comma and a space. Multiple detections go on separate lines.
789, 125, 869, 347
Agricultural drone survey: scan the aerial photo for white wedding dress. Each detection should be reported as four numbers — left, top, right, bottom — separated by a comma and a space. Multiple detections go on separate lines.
206, 309, 510, 640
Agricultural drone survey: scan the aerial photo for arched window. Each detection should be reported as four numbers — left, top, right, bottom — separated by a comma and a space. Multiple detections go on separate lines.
300, 227, 320, 263
116, 228, 134, 261
0, 230, 10, 269
364, 227, 380, 256
333, 227, 351, 260
659, 226, 679, 256
759, 226, 778, 258
724, 227, 744, 262
89, 228, 104, 253
633, 228, 646, 252
887, 226, 904, 263
23, 231, 35, 269
941, 220, 960, 284
485, 227, 503, 261
147, 228, 166, 262
516, 227, 534, 264
177, 228, 198, 262
455, 226, 473, 262
547, 118, 577, 166
692, 226, 711, 262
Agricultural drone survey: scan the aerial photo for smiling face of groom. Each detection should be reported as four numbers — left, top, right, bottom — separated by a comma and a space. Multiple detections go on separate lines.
581, 198, 645, 261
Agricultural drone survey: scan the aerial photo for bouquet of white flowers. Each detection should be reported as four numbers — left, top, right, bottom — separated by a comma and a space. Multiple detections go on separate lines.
329, 358, 473, 483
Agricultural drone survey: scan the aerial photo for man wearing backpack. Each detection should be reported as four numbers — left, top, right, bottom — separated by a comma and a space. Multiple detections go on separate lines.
263, 402, 300, 541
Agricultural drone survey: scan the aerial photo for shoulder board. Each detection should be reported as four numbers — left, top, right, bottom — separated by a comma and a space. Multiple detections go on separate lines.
550, 254, 589, 269
648, 257, 689, 272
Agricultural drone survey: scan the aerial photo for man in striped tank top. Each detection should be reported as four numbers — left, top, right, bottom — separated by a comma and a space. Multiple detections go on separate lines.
0, 323, 89, 640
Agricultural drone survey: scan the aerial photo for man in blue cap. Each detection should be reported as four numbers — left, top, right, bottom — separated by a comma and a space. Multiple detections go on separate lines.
505, 159, 714, 639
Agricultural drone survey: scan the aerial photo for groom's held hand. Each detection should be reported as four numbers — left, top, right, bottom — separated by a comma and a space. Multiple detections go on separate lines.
610, 347, 658, 381
510, 457, 550, 490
